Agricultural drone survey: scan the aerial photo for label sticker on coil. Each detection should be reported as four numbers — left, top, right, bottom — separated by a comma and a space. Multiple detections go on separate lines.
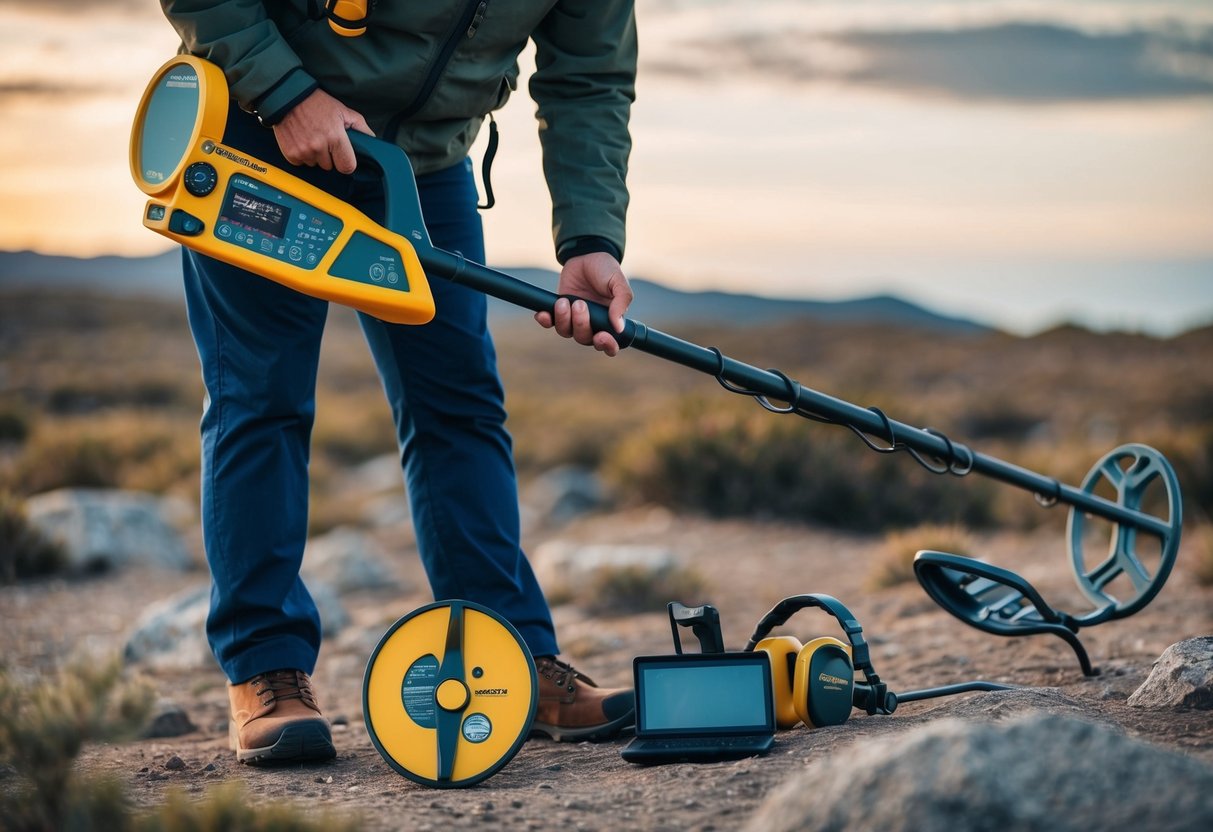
462, 713, 492, 743
401, 654, 439, 728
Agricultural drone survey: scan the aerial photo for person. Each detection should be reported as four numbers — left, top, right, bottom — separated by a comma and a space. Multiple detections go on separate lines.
160, 0, 638, 765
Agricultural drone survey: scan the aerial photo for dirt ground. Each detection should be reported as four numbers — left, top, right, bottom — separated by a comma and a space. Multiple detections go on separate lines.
5, 506, 1213, 830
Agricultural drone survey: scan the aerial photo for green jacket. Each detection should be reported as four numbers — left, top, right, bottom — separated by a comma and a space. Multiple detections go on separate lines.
161, 0, 636, 262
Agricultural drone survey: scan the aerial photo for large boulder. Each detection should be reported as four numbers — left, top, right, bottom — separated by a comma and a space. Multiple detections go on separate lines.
1128, 637, 1213, 710
745, 710, 1213, 832
24, 488, 193, 574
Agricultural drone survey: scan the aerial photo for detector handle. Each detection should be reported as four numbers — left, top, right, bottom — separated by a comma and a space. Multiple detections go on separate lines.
346, 128, 637, 348
348, 130, 433, 250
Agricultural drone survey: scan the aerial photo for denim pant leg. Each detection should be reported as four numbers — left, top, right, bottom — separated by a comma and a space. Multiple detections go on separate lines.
356, 159, 559, 657
183, 247, 329, 683
183, 106, 356, 683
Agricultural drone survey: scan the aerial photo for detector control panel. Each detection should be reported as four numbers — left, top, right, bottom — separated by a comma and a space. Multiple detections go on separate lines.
130, 56, 434, 325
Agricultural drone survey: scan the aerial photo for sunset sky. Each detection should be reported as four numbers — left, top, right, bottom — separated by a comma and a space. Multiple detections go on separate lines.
1, 0, 1211, 334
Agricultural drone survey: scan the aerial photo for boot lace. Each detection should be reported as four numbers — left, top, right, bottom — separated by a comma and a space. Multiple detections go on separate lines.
250, 669, 319, 709
536, 657, 597, 692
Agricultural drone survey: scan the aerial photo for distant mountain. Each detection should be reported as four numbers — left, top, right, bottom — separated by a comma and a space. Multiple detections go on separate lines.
0, 250, 989, 333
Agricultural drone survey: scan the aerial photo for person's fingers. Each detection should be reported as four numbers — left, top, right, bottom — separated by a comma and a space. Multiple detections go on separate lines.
331, 133, 357, 174
571, 300, 594, 346
593, 331, 620, 357
552, 297, 573, 338
534, 310, 553, 329
607, 274, 634, 333
348, 112, 375, 137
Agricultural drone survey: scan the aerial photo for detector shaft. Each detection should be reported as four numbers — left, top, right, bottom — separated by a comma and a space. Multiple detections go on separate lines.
424, 248, 1166, 538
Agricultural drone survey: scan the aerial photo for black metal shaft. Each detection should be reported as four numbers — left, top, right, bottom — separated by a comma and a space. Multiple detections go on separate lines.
422, 250, 1166, 537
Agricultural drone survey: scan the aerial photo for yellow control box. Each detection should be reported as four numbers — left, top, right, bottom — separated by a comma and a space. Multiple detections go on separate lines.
130, 56, 434, 325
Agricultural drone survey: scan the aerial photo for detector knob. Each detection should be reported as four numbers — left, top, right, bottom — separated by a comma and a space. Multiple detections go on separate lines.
184, 162, 218, 197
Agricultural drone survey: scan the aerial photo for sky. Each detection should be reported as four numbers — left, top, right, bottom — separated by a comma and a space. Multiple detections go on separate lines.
1, 0, 1211, 335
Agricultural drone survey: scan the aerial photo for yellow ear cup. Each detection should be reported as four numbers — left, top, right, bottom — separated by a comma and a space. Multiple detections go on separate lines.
792, 637, 854, 728
755, 636, 803, 729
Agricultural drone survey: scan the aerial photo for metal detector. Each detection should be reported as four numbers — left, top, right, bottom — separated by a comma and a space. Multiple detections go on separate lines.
132, 56, 1185, 777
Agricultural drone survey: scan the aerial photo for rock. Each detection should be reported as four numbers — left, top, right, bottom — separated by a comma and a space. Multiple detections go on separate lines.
302, 526, 401, 593
142, 699, 197, 739
524, 466, 610, 526
122, 585, 211, 669
163, 755, 185, 771
531, 540, 677, 595
124, 581, 349, 669
745, 711, 1213, 832
1128, 637, 1213, 710
24, 488, 193, 574
347, 453, 405, 494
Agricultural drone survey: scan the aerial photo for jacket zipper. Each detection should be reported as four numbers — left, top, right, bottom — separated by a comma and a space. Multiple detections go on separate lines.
390, 0, 490, 135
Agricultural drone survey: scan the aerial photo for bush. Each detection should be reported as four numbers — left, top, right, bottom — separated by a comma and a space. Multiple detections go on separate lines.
138, 784, 360, 832
867, 523, 975, 590
0, 491, 66, 583
0, 661, 359, 832
581, 563, 708, 617
607, 400, 997, 532
0, 414, 198, 498
0, 660, 154, 831
1190, 520, 1213, 588
0, 403, 31, 443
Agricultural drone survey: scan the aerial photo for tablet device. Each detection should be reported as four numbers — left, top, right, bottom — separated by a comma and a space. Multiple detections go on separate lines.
621, 652, 776, 764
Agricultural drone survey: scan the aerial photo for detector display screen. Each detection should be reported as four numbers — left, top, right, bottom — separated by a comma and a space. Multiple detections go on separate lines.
222, 187, 290, 239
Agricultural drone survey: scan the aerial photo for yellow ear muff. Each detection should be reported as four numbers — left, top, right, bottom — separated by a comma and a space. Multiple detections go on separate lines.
755, 635, 803, 730
793, 637, 854, 728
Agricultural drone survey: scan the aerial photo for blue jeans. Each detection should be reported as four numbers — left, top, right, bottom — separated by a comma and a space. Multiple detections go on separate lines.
183, 107, 558, 683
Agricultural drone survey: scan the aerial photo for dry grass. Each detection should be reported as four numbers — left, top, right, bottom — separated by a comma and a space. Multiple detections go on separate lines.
867, 523, 976, 590
1190, 519, 1213, 588
0, 490, 65, 583
579, 562, 709, 617
0, 661, 359, 831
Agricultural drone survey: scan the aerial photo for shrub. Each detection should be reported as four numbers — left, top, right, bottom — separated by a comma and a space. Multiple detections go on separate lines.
0, 403, 31, 443
867, 523, 975, 590
579, 563, 708, 617
607, 400, 997, 532
0, 414, 198, 498
0, 660, 154, 831
311, 390, 397, 467
0, 490, 66, 582
1191, 520, 1213, 588
0, 661, 359, 832
138, 784, 360, 832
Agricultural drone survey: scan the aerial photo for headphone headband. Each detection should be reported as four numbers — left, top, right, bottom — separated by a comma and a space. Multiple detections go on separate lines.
744, 594, 873, 673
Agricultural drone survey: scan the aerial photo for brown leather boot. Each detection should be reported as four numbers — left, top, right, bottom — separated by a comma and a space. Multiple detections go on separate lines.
531, 657, 635, 742
228, 669, 336, 765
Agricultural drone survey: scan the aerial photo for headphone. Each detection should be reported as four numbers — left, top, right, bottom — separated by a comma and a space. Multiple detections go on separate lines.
321, 0, 373, 37
744, 594, 897, 730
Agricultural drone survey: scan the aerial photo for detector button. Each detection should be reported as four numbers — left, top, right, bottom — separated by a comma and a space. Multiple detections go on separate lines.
168, 209, 205, 236
184, 162, 218, 196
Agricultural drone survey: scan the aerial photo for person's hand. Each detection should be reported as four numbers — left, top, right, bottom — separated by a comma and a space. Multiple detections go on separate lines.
273, 89, 373, 174
535, 252, 633, 357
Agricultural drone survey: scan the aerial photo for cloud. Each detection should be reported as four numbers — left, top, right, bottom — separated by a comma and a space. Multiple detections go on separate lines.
649, 22, 1213, 103
0, 79, 118, 102
0, 0, 148, 11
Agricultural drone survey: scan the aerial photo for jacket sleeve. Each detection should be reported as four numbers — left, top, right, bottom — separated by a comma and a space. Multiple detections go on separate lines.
161, 0, 319, 125
530, 0, 637, 263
